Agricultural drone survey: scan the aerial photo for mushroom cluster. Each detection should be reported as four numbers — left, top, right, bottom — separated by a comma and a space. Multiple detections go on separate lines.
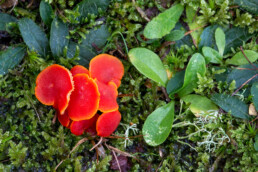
35, 54, 124, 137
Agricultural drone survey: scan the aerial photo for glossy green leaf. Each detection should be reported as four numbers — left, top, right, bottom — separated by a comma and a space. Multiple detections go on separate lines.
128, 48, 168, 86
0, 45, 26, 75
143, 4, 184, 39
166, 70, 185, 96
181, 94, 219, 116
234, 0, 258, 15
226, 50, 258, 65
211, 93, 250, 119
143, 101, 175, 146
202, 47, 222, 64
227, 64, 258, 88
215, 27, 225, 56
177, 53, 206, 97
251, 82, 258, 111
0, 13, 17, 31
75, 0, 110, 21
50, 17, 69, 58
224, 27, 252, 54
67, 25, 110, 67
199, 25, 219, 50
39, 1, 54, 25
18, 18, 49, 57
165, 30, 185, 41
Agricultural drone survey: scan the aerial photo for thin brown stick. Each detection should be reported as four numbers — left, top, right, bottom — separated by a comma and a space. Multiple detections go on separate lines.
132, 0, 150, 22
107, 134, 143, 139
236, 68, 257, 71
240, 46, 258, 70
161, 87, 170, 102
231, 74, 258, 96
90, 137, 103, 151
112, 150, 122, 172
105, 144, 138, 160
184, 25, 207, 36
55, 137, 89, 170
52, 113, 57, 125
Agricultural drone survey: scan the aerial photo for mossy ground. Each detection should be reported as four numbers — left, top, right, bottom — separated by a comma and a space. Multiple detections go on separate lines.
0, 0, 257, 171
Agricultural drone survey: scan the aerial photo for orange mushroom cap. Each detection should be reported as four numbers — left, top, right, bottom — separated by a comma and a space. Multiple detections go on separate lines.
70, 114, 99, 136
70, 65, 89, 76
96, 110, 121, 137
35, 64, 74, 114
68, 74, 100, 121
96, 80, 118, 112
89, 54, 124, 87
57, 110, 71, 128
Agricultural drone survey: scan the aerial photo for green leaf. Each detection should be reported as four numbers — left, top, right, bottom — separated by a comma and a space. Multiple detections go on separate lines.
211, 93, 250, 119
143, 4, 184, 39
75, 0, 110, 21
226, 50, 258, 65
227, 64, 258, 88
39, 1, 54, 25
224, 27, 252, 54
199, 25, 220, 50
128, 48, 168, 86
181, 94, 219, 117
0, 13, 17, 31
251, 82, 258, 111
165, 30, 185, 41
177, 53, 206, 97
234, 0, 258, 15
0, 45, 26, 75
166, 70, 185, 95
68, 25, 110, 67
50, 17, 69, 58
143, 101, 175, 146
202, 47, 222, 64
215, 27, 225, 56
18, 18, 49, 57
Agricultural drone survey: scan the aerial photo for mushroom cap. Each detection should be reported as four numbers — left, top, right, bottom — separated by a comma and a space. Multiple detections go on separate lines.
89, 54, 124, 87
57, 110, 70, 128
68, 74, 100, 121
35, 64, 74, 114
96, 110, 121, 137
70, 114, 99, 136
70, 65, 89, 76
96, 80, 118, 112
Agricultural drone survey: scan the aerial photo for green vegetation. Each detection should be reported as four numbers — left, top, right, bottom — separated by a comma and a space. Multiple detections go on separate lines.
0, 0, 257, 171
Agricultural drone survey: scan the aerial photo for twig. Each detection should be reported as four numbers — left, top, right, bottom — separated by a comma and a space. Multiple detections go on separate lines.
184, 25, 207, 36
132, 0, 150, 22
55, 137, 89, 170
112, 150, 122, 172
240, 46, 258, 70
161, 87, 170, 102
52, 113, 57, 125
105, 143, 138, 160
231, 74, 258, 96
90, 137, 103, 151
236, 68, 257, 71
25, 94, 41, 122
209, 151, 224, 172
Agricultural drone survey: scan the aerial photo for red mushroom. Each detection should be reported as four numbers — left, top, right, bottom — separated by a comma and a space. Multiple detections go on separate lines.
89, 54, 124, 87
96, 110, 121, 137
57, 110, 71, 128
70, 114, 99, 136
70, 65, 89, 76
95, 80, 118, 112
35, 64, 74, 114
68, 74, 100, 121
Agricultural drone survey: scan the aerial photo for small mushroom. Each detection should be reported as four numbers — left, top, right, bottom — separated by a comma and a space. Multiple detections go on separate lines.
89, 54, 124, 87
70, 65, 89, 76
96, 80, 118, 112
68, 74, 100, 121
35, 64, 74, 114
57, 110, 71, 128
96, 110, 121, 137
70, 114, 99, 136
